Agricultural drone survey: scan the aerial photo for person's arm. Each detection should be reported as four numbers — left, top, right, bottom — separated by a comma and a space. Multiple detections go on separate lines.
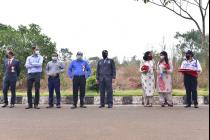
196, 60, 202, 73
30, 56, 43, 67
67, 61, 73, 79
167, 61, 173, 74
180, 61, 185, 69
85, 61, 92, 78
111, 59, 116, 79
16, 60, 21, 77
96, 61, 100, 81
25, 57, 32, 69
45, 62, 51, 76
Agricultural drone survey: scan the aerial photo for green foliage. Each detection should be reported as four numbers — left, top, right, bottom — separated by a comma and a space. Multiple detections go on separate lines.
86, 68, 99, 92
174, 29, 209, 65
0, 23, 56, 83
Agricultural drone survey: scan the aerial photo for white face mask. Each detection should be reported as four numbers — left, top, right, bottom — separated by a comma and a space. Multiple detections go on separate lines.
160, 55, 165, 60
76, 55, 83, 60
52, 57, 57, 61
35, 50, 40, 55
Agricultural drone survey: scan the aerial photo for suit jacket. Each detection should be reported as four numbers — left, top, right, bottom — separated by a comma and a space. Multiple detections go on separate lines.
96, 58, 116, 81
3, 58, 21, 81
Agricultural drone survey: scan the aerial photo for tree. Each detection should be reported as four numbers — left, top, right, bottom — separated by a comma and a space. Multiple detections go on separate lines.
0, 23, 56, 84
174, 29, 209, 65
59, 48, 73, 62
136, 0, 209, 56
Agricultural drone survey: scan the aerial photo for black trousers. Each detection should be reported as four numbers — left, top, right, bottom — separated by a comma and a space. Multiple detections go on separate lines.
73, 76, 86, 106
3, 78, 17, 105
99, 77, 113, 106
48, 76, 61, 106
184, 74, 198, 105
27, 73, 41, 106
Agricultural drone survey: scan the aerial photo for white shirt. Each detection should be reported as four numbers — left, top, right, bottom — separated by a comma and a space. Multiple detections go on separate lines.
181, 58, 202, 72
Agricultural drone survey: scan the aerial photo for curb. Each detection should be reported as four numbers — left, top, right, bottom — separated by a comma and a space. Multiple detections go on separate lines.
0, 96, 209, 105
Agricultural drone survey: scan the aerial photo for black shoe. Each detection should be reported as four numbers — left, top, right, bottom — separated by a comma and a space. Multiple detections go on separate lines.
25, 105, 33, 109
10, 104, 15, 108
80, 105, 87, 108
71, 105, 77, 109
194, 104, 199, 108
99, 105, 105, 108
46, 105, 54, 108
161, 104, 165, 107
56, 105, 61, 108
168, 104, 173, 107
34, 105, 40, 109
2, 104, 8, 108
107, 105, 113, 108
185, 105, 191, 108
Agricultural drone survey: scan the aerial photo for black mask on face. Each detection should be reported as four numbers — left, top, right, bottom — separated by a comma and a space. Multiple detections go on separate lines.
102, 51, 108, 59
186, 55, 191, 60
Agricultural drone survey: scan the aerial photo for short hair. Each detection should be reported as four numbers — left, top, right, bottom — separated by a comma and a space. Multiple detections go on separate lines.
186, 50, 194, 57
52, 53, 58, 57
8, 50, 15, 56
76, 51, 83, 56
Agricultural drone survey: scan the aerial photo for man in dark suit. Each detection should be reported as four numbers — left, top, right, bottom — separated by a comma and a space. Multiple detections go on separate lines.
2, 50, 20, 108
96, 50, 116, 108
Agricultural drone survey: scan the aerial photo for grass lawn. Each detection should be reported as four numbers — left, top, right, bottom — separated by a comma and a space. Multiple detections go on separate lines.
0, 89, 208, 97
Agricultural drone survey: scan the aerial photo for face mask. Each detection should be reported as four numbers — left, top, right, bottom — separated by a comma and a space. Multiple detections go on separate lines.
148, 56, 153, 60
160, 55, 165, 60
35, 50, 40, 55
76, 55, 83, 60
52, 57, 57, 61
102, 53, 108, 59
186, 55, 191, 60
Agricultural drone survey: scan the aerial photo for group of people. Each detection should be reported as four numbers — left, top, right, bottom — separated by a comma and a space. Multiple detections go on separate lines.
1, 47, 116, 109
1, 46, 202, 109
140, 50, 202, 108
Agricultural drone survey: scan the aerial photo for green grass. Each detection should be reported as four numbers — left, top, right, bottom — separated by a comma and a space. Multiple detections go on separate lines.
0, 89, 208, 96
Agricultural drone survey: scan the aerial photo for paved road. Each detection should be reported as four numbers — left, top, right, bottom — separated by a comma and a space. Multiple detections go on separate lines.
0, 105, 209, 140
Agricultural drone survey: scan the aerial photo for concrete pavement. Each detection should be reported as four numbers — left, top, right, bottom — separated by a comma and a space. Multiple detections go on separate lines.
0, 105, 209, 140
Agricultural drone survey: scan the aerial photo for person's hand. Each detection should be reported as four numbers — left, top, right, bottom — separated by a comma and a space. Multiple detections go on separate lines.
112, 79, 116, 83
96, 80, 100, 85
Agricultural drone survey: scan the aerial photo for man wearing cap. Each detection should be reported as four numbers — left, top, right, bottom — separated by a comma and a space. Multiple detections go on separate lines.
68, 51, 91, 109
96, 50, 116, 108
46, 53, 65, 108
180, 50, 202, 108
2, 50, 20, 108
25, 46, 43, 109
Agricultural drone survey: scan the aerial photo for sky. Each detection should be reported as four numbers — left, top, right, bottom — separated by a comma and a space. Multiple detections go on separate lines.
0, 0, 209, 61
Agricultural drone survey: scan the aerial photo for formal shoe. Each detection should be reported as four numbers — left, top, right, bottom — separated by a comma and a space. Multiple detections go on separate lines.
10, 104, 15, 108
71, 105, 77, 109
2, 104, 8, 108
99, 105, 105, 108
194, 104, 199, 108
161, 104, 165, 107
80, 105, 87, 108
56, 105, 61, 108
46, 105, 54, 108
107, 105, 113, 108
185, 105, 191, 108
34, 105, 40, 109
25, 105, 33, 109
168, 104, 173, 107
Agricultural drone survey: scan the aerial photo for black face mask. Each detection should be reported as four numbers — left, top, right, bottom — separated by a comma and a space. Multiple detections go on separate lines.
102, 52, 108, 59
6, 54, 8, 58
148, 56, 153, 60
186, 55, 191, 60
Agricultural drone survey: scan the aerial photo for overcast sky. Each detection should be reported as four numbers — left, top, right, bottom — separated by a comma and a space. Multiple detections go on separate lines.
0, 0, 209, 61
